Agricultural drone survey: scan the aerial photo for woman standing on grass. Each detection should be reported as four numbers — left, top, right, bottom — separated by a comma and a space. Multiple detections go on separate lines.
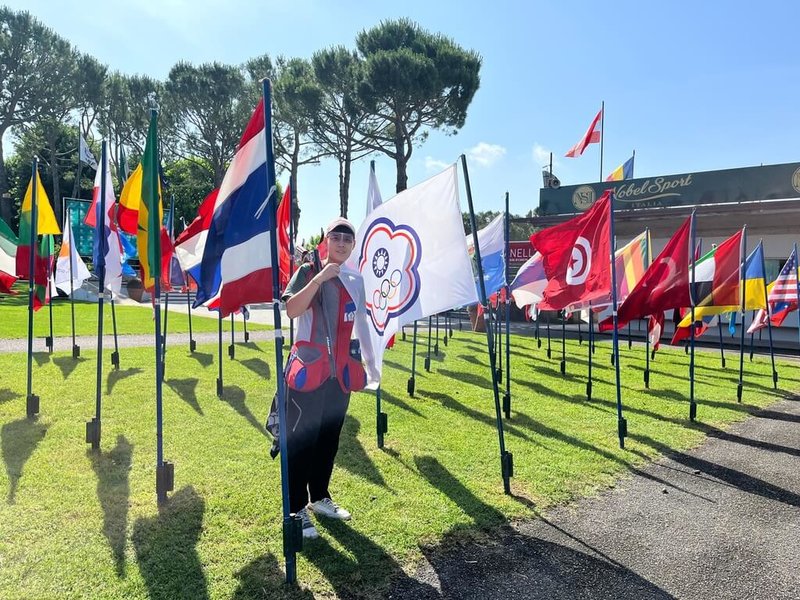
282, 217, 368, 540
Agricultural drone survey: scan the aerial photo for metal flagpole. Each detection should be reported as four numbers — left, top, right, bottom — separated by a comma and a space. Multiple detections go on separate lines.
424, 316, 432, 372
161, 194, 175, 380
264, 80, 300, 583
228, 312, 235, 359
627, 321, 632, 349
599, 101, 605, 182
795, 243, 800, 360
643, 228, 652, 387
503, 191, 511, 418
434, 313, 440, 356
461, 154, 512, 494
289, 174, 297, 347
216, 310, 223, 397
87, 141, 109, 449
26, 159, 40, 418
186, 277, 196, 352
689, 212, 698, 421
66, 205, 80, 358
717, 317, 726, 368
749, 310, 756, 361
535, 307, 541, 348
407, 320, 418, 397
608, 192, 626, 448
759, 241, 778, 388
587, 305, 593, 400
46, 280, 54, 353
242, 310, 249, 343
546, 315, 552, 358
496, 300, 503, 384
560, 310, 566, 375
736, 227, 748, 403
110, 298, 120, 369
368, 162, 387, 447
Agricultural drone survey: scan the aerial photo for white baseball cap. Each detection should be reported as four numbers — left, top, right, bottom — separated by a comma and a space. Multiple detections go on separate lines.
325, 217, 356, 236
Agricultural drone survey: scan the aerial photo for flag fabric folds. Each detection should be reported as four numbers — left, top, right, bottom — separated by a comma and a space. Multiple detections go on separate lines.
118, 163, 144, 235
174, 188, 218, 282
599, 215, 692, 331
565, 110, 602, 158
87, 148, 124, 295
79, 134, 98, 169
530, 191, 611, 311
136, 112, 164, 291
34, 235, 55, 311
276, 183, 292, 291
366, 167, 383, 216
606, 154, 635, 181
749, 248, 798, 332
0, 219, 18, 293
510, 251, 547, 308
54, 219, 90, 294
466, 213, 506, 296
195, 99, 275, 317
349, 164, 478, 386
16, 173, 61, 281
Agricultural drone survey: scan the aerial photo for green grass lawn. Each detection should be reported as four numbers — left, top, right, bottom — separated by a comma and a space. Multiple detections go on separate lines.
0, 292, 269, 339
0, 328, 795, 599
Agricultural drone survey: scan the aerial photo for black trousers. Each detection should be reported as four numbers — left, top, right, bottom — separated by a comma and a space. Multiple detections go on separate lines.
286, 378, 350, 514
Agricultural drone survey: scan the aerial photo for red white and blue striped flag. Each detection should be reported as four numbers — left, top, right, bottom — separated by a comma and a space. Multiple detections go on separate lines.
748, 248, 798, 332
194, 98, 276, 316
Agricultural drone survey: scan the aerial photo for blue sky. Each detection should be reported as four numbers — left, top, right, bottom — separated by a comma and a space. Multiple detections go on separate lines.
9, 0, 800, 242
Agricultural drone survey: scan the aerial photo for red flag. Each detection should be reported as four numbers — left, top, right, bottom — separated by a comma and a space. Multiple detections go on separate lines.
565, 109, 602, 158
599, 215, 692, 332
648, 312, 665, 351
276, 182, 291, 290
530, 191, 611, 311
174, 188, 218, 248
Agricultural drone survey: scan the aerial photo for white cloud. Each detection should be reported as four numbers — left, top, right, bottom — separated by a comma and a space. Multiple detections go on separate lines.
467, 142, 506, 167
424, 156, 450, 173
532, 143, 556, 168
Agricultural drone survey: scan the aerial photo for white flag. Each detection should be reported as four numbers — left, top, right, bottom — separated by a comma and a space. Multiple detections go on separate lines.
349, 164, 478, 386
54, 220, 90, 294
366, 167, 383, 217
79, 134, 98, 169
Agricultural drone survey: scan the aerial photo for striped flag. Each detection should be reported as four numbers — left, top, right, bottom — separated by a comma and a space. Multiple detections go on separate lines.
53, 219, 90, 294
748, 248, 797, 332
606, 154, 635, 181
510, 251, 546, 308
194, 98, 275, 317
0, 218, 18, 293
565, 109, 602, 158
87, 146, 124, 295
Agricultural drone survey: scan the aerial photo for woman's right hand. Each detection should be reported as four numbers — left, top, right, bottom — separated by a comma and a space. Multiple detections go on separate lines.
314, 263, 340, 284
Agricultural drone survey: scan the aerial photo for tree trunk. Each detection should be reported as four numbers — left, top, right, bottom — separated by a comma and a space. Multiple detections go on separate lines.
394, 129, 408, 193
0, 137, 11, 228
341, 142, 352, 219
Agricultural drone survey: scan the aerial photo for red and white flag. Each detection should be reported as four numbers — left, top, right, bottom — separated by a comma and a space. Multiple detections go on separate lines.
530, 190, 611, 311
565, 109, 602, 158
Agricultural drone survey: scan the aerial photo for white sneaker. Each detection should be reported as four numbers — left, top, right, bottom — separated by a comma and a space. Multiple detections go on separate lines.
296, 508, 319, 539
309, 497, 351, 520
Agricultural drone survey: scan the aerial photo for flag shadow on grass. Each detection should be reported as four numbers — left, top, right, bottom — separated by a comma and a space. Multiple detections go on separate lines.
1, 418, 48, 504
88, 435, 132, 577
305, 519, 440, 599
53, 356, 87, 380
32, 351, 50, 366
188, 351, 213, 368
231, 553, 314, 600
221, 385, 266, 437
397, 455, 674, 599
107, 368, 143, 395
0, 389, 18, 404
239, 357, 271, 379
132, 486, 208, 600
336, 415, 388, 489
165, 378, 203, 415
378, 389, 425, 418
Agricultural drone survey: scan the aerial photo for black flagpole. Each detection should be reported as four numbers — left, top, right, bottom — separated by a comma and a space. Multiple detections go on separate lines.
87, 141, 109, 449
228, 312, 235, 359
289, 173, 296, 347
462, 154, 512, 493
587, 306, 593, 400
608, 193, 627, 448
216, 310, 223, 397
186, 276, 196, 352
560, 310, 566, 375
46, 280, 54, 353
736, 227, 748, 402
689, 213, 698, 421
66, 205, 79, 358
424, 316, 432, 372
546, 315, 551, 359
407, 321, 418, 397
503, 191, 511, 418
759, 241, 778, 389
25, 159, 40, 418
496, 300, 503, 383
717, 317, 726, 368
434, 313, 440, 356
264, 79, 299, 584
749, 310, 756, 361
110, 297, 120, 369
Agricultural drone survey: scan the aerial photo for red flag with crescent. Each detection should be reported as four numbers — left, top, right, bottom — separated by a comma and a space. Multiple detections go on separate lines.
599, 215, 693, 332
530, 191, 611, 311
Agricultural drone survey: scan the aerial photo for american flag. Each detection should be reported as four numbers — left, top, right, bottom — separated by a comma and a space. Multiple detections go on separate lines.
748, 248, 798, 333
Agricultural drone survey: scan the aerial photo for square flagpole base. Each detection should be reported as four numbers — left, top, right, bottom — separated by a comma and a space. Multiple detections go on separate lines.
443, 335, 448, 347
496, 368, 502, 384
377, 412, 388, 436
111, 351, 120, 370
546, 348, 551, 359
502, 393, 511, 418
85, 418, 101, 449
26, 394, 40, 418
644, 370, 650, 389
216, 378, 223, 398
72, 345, 80, 359
560, 361, 566, 375
156, 461, 175, 504
407, 377, 415, 398
189, 339, 197, 353
228, 344, 235, 360
244, 332, 250, 343
424, 357, 430, 372
502, 451, 514, 479
586, 381, 592, 401
45, 337, 53, 354
618, 417, 628, 449
434, 344, 439, 356
773, 371, 779, 388
284, 515, 303, 555
689, 401, 697, 422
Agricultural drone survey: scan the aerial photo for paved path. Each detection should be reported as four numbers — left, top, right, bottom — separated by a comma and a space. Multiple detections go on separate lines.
389, 398, 800, 599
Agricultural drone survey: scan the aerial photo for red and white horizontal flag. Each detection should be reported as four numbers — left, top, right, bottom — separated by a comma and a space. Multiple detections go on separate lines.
565, 109, 602, 158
